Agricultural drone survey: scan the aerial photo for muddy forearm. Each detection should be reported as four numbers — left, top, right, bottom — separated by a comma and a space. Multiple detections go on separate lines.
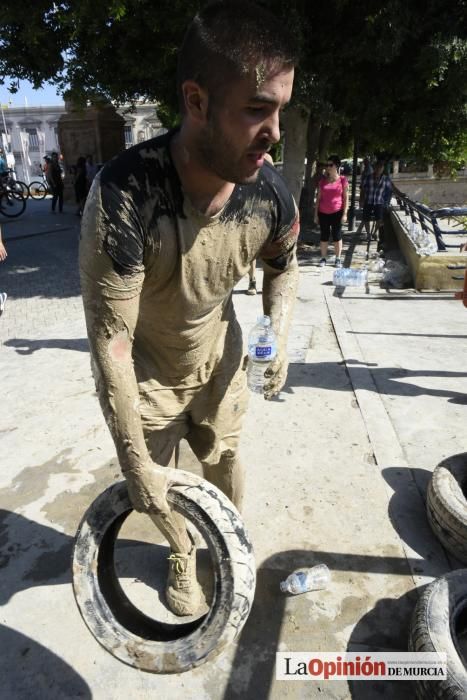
82, 288, 150, 474
262, 260, 299, 351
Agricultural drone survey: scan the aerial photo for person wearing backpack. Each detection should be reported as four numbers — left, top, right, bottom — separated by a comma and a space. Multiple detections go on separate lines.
314, 155, 348, 268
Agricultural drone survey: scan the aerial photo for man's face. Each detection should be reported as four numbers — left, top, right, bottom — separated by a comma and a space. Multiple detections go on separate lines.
195, 64, 294, 184
374, 164, 384, 177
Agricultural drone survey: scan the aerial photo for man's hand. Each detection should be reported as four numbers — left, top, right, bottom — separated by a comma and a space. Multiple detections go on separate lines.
263, 346, 289, 400
124, 460, 172, 515
342, 212, 348, 224
0, 242, 7, 262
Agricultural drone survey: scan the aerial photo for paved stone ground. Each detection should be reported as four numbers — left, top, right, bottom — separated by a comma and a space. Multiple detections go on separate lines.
1, 198, 466, 699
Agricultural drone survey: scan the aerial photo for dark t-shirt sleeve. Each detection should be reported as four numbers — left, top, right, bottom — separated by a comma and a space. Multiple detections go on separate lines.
79, 174, 145, 300
259, 165, 300, 270
99, 180, 146, 276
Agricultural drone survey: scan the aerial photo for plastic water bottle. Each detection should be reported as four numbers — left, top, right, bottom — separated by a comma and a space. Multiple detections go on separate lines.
247, 315, 277, 393
280, 564, 331, 595
333, 268, 346, 286
333, 268, 367, 287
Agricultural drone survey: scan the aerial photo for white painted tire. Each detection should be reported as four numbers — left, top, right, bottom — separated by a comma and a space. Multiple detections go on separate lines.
409, 570, 467, 699
72, 470, 256, 673
427, 454, 467, 564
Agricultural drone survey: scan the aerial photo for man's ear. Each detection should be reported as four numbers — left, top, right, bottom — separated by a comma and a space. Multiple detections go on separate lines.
181, 80, 209, 123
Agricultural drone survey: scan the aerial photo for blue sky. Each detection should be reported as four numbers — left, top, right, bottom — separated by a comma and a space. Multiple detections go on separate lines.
0, 80, 64, 108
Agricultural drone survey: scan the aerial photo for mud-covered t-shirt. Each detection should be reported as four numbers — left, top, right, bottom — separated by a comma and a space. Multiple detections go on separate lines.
80, 130, 299, 387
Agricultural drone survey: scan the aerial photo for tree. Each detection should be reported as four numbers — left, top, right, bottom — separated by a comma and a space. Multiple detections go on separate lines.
1, 0, 466, 198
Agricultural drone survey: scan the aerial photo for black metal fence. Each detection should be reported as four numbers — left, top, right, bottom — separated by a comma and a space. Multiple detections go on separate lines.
393, 186, 467, 252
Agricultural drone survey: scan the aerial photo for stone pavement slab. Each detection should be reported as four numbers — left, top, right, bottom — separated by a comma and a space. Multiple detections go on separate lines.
1, 202, 463, 698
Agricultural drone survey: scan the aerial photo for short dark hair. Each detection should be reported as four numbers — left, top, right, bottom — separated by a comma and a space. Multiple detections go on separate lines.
328, 155, 341, 167
177, 1, 297, 112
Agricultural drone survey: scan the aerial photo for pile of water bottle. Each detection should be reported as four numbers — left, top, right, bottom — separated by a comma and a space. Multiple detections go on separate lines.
333, 267, 368, 287
407, 222, 438, 256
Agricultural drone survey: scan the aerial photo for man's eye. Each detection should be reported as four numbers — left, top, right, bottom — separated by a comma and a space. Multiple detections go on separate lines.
247, 106, 265, 113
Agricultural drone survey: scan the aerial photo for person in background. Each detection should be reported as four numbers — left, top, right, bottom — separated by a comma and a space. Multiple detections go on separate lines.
0, 224, 7, 317
360, 160, 392, 241
0, 148, 7, 176
48, 152, 64, 213
42, 156, 51, 179
246, 152, 275, 295
314, 155, 348, 267
74, 156, 89, 216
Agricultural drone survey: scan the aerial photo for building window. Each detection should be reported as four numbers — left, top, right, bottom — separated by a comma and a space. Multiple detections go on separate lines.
124, 125, 134, 147
54, 127, 59, 146
26, 128, 40, 151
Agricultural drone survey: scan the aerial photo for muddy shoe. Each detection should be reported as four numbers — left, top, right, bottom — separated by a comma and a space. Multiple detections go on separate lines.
166, 547, 205, 616
246, 280, 257, 295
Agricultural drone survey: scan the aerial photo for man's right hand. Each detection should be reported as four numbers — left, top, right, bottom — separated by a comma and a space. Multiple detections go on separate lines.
124, 461, 172, 516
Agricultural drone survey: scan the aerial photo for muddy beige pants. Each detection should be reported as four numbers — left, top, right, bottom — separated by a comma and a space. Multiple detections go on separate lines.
139, 361, 249, 511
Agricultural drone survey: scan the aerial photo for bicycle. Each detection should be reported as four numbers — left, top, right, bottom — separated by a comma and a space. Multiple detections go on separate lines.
1, 169, 29, 198
0, 179, 27, 218
28, 174, 49, 200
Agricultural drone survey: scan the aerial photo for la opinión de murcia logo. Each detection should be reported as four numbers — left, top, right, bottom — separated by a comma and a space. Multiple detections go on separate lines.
276, 652, 447, 681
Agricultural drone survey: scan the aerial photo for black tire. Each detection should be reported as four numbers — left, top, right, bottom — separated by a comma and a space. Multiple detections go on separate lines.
28, 181, 48, 200
427, 454, 467, 564
0, 190, 26, 218
409, 569, 467, 699
9, 180, 29, 198
72, 469, 256, 673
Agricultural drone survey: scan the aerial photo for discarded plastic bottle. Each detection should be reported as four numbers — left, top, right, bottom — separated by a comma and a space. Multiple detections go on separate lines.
333, 268, 346, 286
333, 268, 368, 287
280, 563, 330, 595
247, 315, 277, 393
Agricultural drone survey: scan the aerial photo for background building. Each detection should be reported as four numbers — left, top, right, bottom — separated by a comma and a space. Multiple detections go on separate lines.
0, 102, 164, 182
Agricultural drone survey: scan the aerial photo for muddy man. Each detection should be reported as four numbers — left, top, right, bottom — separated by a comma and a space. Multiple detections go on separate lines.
79, 1, 299, 616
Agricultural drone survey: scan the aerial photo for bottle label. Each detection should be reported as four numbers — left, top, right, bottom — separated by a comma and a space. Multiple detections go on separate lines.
255, 345, 272, 358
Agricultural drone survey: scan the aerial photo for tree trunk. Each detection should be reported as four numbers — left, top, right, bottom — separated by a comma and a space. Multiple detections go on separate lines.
318, 125, 334, 161
281, 106, 309, 206
300, 117, 321, 229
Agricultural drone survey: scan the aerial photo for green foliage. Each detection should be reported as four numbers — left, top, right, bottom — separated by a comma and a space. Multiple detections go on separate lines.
0, 0, 466, 163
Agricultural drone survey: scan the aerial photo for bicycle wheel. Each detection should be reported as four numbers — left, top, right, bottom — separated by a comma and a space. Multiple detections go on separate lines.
0, 190, 26, 218
9, 180, 29, 198
28, 181, 48, 200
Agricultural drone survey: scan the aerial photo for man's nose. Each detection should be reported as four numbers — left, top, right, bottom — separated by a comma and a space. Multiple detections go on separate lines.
263, 110, 281, 144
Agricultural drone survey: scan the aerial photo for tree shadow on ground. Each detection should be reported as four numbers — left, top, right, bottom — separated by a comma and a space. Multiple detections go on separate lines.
222, 548, 425, 700
0, 508, 436, 699
2, 214, 80, 300
282, 361, 467, 405
347, 587, 420, 699
4, 338, 89, 354
0, 624, 92, 700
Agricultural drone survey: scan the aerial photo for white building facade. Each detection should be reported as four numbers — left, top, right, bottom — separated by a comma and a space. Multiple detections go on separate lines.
0, 102, 164, 182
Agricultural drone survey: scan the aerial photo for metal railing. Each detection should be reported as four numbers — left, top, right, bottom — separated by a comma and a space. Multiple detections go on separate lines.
393, 185, 467, 251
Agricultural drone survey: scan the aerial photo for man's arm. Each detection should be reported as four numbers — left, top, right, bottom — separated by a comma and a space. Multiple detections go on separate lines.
262, 257, 299, 399
79, 181, 179, 525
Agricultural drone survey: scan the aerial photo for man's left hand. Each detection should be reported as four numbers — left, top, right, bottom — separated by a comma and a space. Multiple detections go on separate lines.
263, 347, 288, 400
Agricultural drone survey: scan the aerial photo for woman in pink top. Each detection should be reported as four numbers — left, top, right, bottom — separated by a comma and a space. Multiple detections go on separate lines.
314, 155, 348, 267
